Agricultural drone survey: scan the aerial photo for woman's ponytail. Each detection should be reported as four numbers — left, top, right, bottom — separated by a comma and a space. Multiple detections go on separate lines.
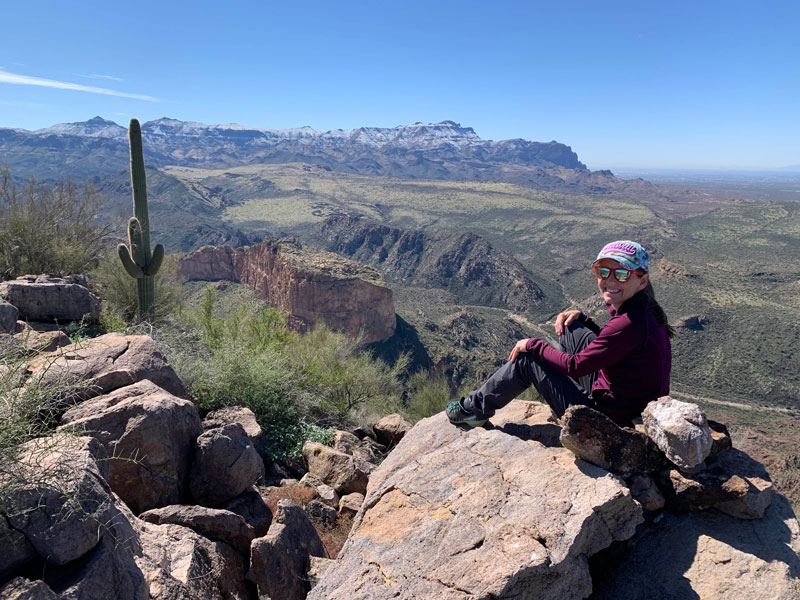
641, 281, 675, 339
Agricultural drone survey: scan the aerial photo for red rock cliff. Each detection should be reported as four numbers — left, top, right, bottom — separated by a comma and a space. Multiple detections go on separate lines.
177, 240, 396, 345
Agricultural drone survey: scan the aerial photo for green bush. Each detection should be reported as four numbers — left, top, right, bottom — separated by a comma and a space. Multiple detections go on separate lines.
403, 371, 451, 423
92, 249, 183, 325
0, 168, 113, 279
168, 287, 406, 460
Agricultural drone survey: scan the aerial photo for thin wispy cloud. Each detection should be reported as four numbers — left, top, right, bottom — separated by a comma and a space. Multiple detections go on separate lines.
0, 69, 159, 102
76, 73, 124, 82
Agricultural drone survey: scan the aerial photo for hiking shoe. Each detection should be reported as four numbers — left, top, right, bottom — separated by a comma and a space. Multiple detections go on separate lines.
446, 399, 487, 427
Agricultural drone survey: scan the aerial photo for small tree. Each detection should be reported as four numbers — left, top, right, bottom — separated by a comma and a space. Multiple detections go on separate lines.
0, 168, 112, 279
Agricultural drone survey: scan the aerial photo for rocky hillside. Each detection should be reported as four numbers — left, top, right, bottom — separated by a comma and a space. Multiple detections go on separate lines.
0, 116, 649, 196
177, 238, 396, 345
311, 216, 545, 313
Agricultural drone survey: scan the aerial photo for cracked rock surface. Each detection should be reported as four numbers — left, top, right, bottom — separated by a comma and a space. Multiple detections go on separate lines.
308, 407, 642, 600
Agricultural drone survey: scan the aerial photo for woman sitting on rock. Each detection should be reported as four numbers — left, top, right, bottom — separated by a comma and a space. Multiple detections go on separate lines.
446, 240, 673, 428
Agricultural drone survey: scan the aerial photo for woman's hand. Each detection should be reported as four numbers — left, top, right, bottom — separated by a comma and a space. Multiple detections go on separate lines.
555, 310, 583, 336
508, 338, 532, 362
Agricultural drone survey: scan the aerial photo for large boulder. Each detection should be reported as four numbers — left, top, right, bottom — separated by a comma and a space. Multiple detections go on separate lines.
28, 333, 186, 399
309, 410, 643, 600
2, 436, 120, 566
0, 436, 147, 599
0, 578, 58, 599
303, 441, 375, 495
130, 502, 250, 600
642, 397, 713, 470
0, 275, 99, 323
222, 487, 273, 538
592, 493, 800, 599
202, 406, 269, 459
190, 424, 264, 507
247, 499, 326, 600
559, 405, 667, 478
139, 505, 256, 555
59, 380, 203, 514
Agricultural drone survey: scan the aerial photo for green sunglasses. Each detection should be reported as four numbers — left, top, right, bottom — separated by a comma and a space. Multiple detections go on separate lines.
594, 265, 638, 283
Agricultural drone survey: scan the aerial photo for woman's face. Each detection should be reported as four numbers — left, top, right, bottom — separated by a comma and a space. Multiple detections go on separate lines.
595, 258, 649, 310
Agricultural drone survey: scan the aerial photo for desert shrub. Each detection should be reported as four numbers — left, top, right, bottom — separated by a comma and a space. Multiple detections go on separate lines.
169, 286, 405, 459
0, 168, 113, 279
286, 324, 408, 427
92, 249, 183, 325
402, 371, 451, 423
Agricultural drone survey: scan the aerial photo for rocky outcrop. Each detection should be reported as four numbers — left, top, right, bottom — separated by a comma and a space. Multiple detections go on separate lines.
59, 380, 203, 514
0, 275, 100, 323
312, 400, 800, 599
313, 216, 546, 312
28, 333, 187, 399
177, 239, 396, 344
203, 406, 269, 459
0, 435, 147, 599
309, 409, 643, 600
592, 494, 800, 600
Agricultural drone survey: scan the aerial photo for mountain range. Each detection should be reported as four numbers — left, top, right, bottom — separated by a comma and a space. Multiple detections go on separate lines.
0, 116, 651, 195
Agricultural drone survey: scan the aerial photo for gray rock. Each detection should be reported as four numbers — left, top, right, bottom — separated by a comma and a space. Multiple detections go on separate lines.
309, 412, 643, 600
559, 405, 667, 478
302, 441, 375, 495
59, 380, 203, 514
592, 493, 800, 600
0, 276, 99, 323
307, 499, 338, 523
0, 298, 19, 332
190, 423, 264, 507
372, 413, 412, 447
129, 499, 250, 600
333, 430, 379, 463
247, 499, 326, 600
627, 474, 666, 512
659, 449, 773, 517
29, 333, 187, 400
203, 406, 269, 459
3, 436, 119, 566
316, 483, 339, 507
642, 397, 712, 470
139, 505, 256, 555
308, 556, 335, 590
0, 578, 57, 599
222, 488, 273, 538
0, 514, 36, 580
708, 419, 733, 458
711, 449, 774, 519
338, 492, 364, 516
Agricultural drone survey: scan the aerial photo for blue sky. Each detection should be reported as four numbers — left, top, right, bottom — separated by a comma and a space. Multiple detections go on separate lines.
1, 0, 798, 169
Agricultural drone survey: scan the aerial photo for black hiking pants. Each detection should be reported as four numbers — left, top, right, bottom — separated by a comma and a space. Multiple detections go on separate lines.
466, 321, 598, 419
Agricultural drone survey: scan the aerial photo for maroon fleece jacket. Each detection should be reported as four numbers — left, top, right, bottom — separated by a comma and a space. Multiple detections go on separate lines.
525, 291, 671, 424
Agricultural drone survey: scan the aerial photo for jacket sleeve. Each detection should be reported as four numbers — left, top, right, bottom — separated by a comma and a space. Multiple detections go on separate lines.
525, 313, 645, 378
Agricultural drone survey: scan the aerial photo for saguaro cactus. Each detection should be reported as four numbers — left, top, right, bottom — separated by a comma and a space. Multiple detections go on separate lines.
118, 118, 164, 318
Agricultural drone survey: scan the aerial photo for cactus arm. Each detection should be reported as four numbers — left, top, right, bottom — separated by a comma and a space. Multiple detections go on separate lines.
146, 244, 164, 276
118, 244, 143, 278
